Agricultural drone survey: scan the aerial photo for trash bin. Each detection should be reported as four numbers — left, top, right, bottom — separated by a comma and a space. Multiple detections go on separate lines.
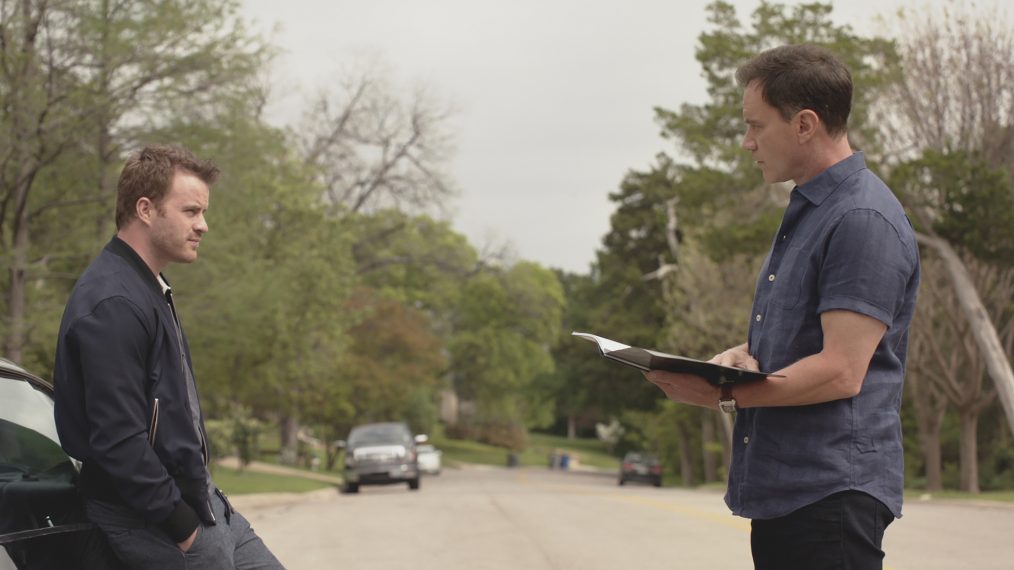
506, 452, 519, 468
559, 453, 570, 470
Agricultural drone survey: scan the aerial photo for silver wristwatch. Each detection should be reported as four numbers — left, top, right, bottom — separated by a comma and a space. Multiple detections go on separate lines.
718, 384, 737, 414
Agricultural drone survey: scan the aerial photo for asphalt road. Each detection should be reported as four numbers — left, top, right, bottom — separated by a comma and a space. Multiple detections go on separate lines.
234, 465, 1014, 570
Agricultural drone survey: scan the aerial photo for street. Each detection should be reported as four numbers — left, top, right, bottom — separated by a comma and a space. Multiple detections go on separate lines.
235, 465, 1014, 570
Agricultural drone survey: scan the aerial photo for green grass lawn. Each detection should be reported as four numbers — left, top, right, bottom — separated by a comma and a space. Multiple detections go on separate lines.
212, 465, 336, 495
429, 430, 621, 470
230, 425, 1014, 502
525, 433, 620, 469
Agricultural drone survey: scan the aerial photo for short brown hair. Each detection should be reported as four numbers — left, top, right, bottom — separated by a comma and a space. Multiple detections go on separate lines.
115, 145, 220, 229
735, 44, 853, 138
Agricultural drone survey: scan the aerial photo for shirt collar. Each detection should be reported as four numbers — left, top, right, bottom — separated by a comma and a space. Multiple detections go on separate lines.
795, 152, 867, 206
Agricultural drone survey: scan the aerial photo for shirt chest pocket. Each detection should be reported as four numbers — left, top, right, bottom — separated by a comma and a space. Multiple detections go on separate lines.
768, 245, 813, 310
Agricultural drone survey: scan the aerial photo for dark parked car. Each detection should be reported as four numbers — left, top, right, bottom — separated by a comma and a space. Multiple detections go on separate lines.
618, 451, 662, 487
337, 422, 422, 493
0, 359, 121, 570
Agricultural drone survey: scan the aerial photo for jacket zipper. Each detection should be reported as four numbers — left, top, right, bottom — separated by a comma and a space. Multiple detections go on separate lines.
147, 398, 160, 446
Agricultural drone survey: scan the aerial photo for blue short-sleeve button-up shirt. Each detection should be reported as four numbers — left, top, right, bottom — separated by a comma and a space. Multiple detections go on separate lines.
725, 152, 920, 520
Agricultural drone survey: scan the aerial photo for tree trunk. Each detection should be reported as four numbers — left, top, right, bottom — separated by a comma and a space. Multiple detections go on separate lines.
958, 409, 980, 493
567, 415, 576, 439
701, 412, 718, 483
920, 426, 944, 492
908, 373, 947, 491
718, 411, 733, 474
5, 170, 33, 364
279, 415, 299, 466
917, 233, 1014, 437
676, 428, 695, 487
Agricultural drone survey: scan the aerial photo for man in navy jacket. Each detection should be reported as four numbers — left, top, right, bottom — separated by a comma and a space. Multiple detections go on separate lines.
54, 145, 283, 569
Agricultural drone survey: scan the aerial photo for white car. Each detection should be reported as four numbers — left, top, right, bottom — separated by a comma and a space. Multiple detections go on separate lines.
416, 444, 442, 475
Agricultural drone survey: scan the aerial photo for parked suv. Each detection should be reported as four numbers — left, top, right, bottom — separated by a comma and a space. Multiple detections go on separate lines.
338, 422, 422, 493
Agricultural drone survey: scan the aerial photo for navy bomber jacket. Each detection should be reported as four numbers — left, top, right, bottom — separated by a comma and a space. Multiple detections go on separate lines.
54, 237, 213, 542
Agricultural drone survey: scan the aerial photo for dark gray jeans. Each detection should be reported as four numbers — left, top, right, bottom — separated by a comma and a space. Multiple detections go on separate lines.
85, 489, 284, 570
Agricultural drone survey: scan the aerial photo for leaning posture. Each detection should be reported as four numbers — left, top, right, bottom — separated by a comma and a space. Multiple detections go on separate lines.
54, 145, 284, 569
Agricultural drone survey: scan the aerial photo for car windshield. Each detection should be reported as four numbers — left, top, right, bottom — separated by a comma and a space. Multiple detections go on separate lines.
348, 424, 411, 446
625, 452, 657, 464
0, 375, 75, 480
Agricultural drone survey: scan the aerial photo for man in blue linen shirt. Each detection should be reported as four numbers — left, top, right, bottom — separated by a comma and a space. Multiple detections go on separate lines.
646, 44, 920, 569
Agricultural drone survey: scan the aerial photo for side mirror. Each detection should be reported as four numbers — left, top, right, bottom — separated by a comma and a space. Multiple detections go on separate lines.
414, 434, 429, 444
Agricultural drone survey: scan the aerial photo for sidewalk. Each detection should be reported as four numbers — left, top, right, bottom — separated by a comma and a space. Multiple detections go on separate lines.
216, 457, 344, 484
216, 457, 343, 511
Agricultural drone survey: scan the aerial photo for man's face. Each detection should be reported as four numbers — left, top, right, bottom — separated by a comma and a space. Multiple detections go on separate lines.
148, 171, 210, 266
741, 81, 802, 184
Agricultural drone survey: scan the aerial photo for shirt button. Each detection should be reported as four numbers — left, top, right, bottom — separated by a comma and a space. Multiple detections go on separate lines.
743, 436, 750, 444
781, 235, 787, 241
755, 314, 762, 322
768, 274, 775, 282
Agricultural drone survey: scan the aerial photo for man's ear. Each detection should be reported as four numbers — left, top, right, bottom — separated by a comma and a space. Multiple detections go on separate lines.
136, 197, 155, 226
795, 109, 820, 144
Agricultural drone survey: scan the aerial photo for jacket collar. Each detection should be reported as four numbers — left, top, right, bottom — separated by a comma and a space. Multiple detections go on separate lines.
105, 236, 170, 297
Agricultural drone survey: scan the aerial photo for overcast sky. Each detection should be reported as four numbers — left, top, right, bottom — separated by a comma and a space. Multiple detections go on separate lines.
242, 0, 917, 274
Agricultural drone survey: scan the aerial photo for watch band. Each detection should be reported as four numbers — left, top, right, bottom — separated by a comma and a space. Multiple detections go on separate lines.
718, 384, 737, 414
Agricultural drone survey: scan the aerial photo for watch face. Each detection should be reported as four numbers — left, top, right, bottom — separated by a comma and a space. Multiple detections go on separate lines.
719, 399, 737, 414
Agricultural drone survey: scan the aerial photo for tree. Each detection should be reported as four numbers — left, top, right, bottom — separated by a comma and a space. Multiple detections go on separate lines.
0, 0, 268, 365
880, 2, 1014, 439
595, 0, 898, 479
297, 61, 457, 217
541, 270, 663, 440
907, 254, 1014, 491
449, 261, 564, 448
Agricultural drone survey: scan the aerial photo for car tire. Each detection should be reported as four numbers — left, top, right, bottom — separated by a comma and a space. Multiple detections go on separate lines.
653, 479, 662, 488
408, 477, 420, 490
344, 482, 359, 494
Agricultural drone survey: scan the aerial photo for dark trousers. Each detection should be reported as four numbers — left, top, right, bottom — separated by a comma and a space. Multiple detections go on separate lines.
751, 491, 894, 570
86, 488, 284, 570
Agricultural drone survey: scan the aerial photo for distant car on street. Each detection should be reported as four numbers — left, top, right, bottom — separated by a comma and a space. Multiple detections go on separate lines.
0, 358, 122, 569
618, 451, 662, 487
337, 422, 422, 493
416, 444, 442, 475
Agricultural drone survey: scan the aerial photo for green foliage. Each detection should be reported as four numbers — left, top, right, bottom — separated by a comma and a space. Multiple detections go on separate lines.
211, 466, 333, 495
350, 210, 479, 316
541, 271, 661, 429
1, 0, 271, 374
620, 402, 711, 486
449, 261, 565, 445
891, 150, 1014, 265
205, 403, 264, 468
337, 290, 446, 426
655, 1, 898, 261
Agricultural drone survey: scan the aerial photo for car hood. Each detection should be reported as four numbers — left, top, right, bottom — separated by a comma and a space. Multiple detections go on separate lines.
351, 445, 408, 461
